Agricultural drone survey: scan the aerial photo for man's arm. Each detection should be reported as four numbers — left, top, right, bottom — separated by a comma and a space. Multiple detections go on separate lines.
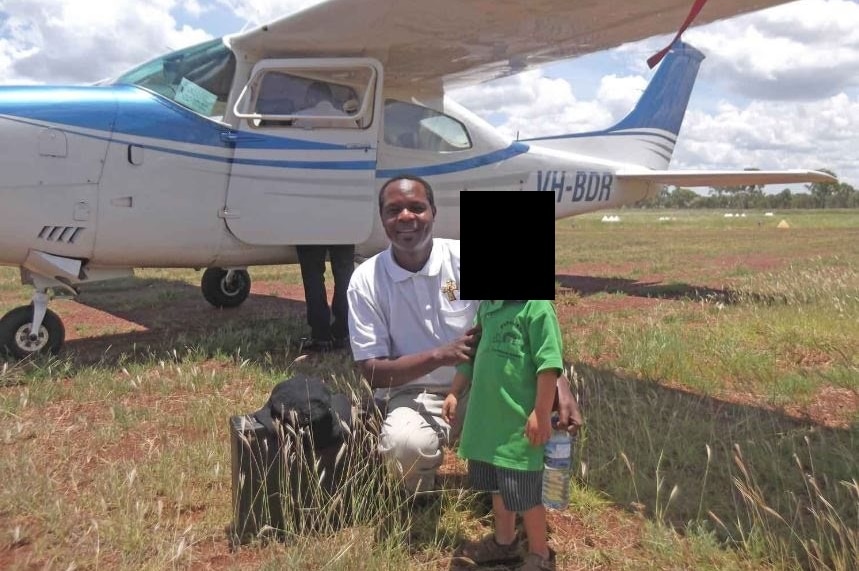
528, 302, 583, 435
358, 327, 478, 389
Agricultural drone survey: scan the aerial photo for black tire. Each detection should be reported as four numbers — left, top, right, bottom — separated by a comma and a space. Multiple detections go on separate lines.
0, 305, 65, 359
201, 268, 251, 308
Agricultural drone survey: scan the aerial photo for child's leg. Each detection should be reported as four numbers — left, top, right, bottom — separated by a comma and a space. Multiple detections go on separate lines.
456, 461, 522, 565
492, 492, 517, 545
495, 467, 551, 560
521, 503, 550, 559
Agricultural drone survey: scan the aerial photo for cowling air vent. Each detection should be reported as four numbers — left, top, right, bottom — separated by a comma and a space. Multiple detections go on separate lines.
38, 226, 84, 244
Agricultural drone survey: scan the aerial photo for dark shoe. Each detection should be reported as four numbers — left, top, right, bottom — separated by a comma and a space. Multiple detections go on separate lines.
332, 336, 350, 350
515, 548, 557, 571
299, 338, 334, 353
453, 532, 522, 566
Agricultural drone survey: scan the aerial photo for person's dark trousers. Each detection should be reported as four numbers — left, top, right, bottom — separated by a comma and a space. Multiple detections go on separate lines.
328, 244, 355, 342
296, 245, 331, 342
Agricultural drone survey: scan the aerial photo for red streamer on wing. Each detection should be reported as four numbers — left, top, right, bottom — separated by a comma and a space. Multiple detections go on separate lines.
646, 0, 710, 68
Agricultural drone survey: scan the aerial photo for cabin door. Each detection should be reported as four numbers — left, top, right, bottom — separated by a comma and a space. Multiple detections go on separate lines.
224, 58, 382, 245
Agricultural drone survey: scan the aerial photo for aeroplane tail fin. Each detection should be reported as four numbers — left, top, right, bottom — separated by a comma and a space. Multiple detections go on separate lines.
521, 41, 705, 170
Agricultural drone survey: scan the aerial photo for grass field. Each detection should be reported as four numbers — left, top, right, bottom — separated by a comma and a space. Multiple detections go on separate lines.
1, 209, 857, 570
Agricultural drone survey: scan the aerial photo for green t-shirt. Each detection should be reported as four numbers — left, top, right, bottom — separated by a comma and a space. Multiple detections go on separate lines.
457, 300, 563, 471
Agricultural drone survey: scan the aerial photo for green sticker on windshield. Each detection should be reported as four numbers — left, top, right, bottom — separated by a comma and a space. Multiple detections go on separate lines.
175, 78, 217, 116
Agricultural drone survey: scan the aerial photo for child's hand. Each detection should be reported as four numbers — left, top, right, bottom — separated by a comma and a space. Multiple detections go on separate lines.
525, 410, 551, 446
442, 393, 458, 424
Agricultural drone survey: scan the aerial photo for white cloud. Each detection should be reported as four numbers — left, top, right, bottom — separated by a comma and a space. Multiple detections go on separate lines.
0, 36, 40, 85
0, 0, 211, 84
675, 93, 859, 186
451, 70, 624, 140
595, 74, 648, 121
182, 1, 206, 18
213, 0, 325, 27
0, 0, 342, 85
680, 0, 859, 101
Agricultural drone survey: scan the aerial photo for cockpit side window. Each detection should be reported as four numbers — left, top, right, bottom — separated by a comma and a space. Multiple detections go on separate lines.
246, 67, 372, 130
114, 38, 236, 120
384, 100, 472, 152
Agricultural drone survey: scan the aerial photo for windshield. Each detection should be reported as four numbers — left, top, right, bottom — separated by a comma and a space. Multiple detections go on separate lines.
113, 38, 236, 118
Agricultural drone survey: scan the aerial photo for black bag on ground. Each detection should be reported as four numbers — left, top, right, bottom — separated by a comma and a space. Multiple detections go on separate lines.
229, 374, 356, 545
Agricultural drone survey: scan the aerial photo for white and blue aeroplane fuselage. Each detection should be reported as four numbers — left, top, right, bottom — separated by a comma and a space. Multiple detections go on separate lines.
0, 37, 834, 358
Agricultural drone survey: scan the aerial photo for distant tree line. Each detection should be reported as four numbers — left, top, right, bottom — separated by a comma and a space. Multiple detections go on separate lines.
640, 169, 859, 209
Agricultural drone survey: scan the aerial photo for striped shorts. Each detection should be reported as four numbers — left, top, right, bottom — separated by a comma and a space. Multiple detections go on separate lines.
467, 459, 543, 512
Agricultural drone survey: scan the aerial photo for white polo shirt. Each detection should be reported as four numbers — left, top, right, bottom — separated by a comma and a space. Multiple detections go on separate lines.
347, 238, 477, 399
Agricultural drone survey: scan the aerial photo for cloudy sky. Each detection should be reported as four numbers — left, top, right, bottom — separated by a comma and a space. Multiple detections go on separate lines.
1, 0, 857, 190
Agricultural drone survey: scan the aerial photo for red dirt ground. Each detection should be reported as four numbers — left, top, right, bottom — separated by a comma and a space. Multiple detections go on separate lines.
2, 254, 855, 569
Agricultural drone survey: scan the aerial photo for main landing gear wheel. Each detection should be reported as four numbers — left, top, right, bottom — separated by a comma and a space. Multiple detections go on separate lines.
201, 268, 251, 308
0, 305, 65, 360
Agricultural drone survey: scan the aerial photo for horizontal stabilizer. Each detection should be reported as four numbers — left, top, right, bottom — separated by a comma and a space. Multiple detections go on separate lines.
616, 169, 837, 188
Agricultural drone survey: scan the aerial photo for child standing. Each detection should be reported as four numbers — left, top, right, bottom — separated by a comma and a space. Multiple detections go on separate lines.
442, 300, 564, 571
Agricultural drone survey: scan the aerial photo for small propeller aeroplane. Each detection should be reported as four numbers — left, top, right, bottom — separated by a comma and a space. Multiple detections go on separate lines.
0, 0, 836, 358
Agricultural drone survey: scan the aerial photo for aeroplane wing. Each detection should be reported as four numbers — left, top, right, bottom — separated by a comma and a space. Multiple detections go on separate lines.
616, 169, 838, 188
229, 0, 799, 92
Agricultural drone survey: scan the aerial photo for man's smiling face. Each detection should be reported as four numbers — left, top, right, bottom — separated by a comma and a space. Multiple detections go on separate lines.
380, 178, 435, 257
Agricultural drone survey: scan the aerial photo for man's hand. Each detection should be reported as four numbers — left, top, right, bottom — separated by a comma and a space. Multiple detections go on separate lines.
555, 374, 584, 436
359, 328, 480, 390
466, 324, 481, 342
442, 393, 458, 424
435, 326, 480, 366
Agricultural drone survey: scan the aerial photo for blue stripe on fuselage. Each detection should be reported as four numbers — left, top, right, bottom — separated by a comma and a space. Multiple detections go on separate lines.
0, 85, 118, 133
521, 129, 676, 145
0, 84, 350, 150
0, 112, 373, 170
376, 142, 529, 178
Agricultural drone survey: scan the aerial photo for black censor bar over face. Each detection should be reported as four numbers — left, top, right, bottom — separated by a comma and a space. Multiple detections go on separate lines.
460, 190, 555, 301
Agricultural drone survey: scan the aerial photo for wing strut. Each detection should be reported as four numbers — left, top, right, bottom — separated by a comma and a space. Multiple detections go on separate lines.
647, 0, 711, 68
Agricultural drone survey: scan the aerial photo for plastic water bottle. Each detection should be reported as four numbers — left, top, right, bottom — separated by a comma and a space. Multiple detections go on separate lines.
542, 414, 574, 510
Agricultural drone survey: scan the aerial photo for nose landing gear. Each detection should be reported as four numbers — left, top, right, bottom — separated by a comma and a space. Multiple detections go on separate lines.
2, 263, 252, 360
0, 293, 65, 360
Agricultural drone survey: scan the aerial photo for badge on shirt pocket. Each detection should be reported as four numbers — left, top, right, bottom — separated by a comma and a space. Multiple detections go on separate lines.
441, 279, 458, 301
